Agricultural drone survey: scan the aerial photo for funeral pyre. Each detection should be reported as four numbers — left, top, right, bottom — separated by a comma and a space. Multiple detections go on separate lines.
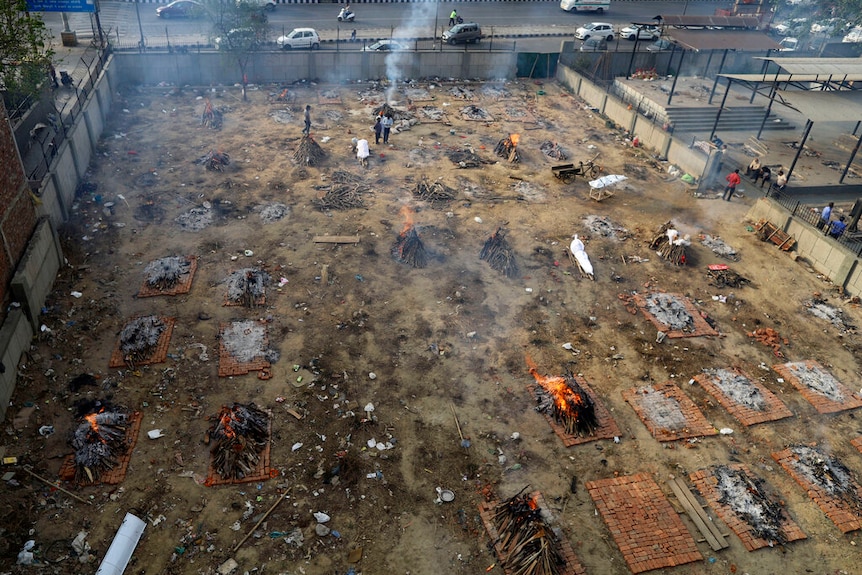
649, 221, 689, 265
372, 103, 407, 121
144, 256, 191, 290
495, 134, 521, 163
644, 292, 695, 332
528, 359, 599, 437
200, 99, 223, 129
447, 147, 492, 169
413, 178, 456, 208
490, 489, 568, 575
706, 265, 750, 288
196, 150, 230, 172
480, 227, 519, 279
789, 445, 862, 509
207, 403, 269, 481
461, 105, 492, 120
701, 368, 766, 411
119, 315, 166, 367
391, 207, 427, 268
540, 141, 567, 160
294, 135, 325, 166
712, 465, 789, 546
313, 171, 369, 210
71, 407, 132, 483
226, 268, 271, 307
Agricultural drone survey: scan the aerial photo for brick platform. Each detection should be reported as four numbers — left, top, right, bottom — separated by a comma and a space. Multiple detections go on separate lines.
772, 360, 862, 414
527, 376, 621, 447
478, 492, 586, 575
59, 411, 143, 486
852, 437, 862, 454
586, 473, 702, 573
690, 465, 807, 551
622, 381, 718, 442
694, 369, 792, 427
630, 292, 719, 338
109, 317, 176, 368
137, 256, 198, 298
461, 107, 495, 122
205, 410, 273, 487
500, 107, 537, 124
772, 447, 862, 533
318, 90, 342, 105
218, 321, 271, 377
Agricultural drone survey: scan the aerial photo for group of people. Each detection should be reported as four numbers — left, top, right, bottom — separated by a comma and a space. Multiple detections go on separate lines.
820, 202, 849, 239
302, 105, 394, 168
745, 157, 787, 194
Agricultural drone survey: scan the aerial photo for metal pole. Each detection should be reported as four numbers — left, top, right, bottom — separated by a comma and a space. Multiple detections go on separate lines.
708, 49, 728, 104
750, 49, 772, 103
787, 119, 813, 181
626, 27, 641, 79
839, 132, 862, 183
135, 0, 145, 51
709, 79, 731, 142
756, 82, 777, 140
667, 49, 684, 106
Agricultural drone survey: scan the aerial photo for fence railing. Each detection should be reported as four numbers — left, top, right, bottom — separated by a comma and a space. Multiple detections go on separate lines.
766, 186, 862, 257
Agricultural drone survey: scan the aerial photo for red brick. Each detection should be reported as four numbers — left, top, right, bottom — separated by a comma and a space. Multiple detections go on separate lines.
137, 255, 198, 298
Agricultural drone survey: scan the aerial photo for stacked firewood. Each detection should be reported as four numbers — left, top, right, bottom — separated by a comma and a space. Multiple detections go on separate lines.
495, 136, 520, 163
208, 403, 269, 480
144, 256, 190, 290
294, 135, 325, 166
491, 490, 567, 575
649, 221, 689, 265
414, 178, 456, 209
313, 184, 368, 210
72, 409, 131, 483
534, 371, 600, 436
480, 227, 519, 278
197, 150, 230, 171
391, 226, 427, 268
200, 99, 223, 129
120, 315, 166, 368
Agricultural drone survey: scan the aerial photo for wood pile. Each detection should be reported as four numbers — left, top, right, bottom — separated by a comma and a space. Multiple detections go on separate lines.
540, 141, 567, 160
208, 403, 269, 481
706, 266, 750, 288
649, 221, 688, 266
200, 99, 223, 129
372, 103, 407, 121
294, 135, 325, 166
495, 135, 521, 163
391, 226, 427, 268
414, 178, 456, 208
480, 227, 519, 278
71, 410, 131, 482
119, 315, 166, 368
534, 370, 599, 436
313, 184, 368, 211
197, 150, 230, 172
490, 489, 567, 575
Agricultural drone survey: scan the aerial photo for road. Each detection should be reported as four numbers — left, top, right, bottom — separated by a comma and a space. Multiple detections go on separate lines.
42, 0, 726, 51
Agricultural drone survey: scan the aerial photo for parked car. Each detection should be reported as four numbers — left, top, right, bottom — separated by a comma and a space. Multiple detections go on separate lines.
442, 22, 482, 45
579, 37, 608, 51
575, 22, 614, 41
361, 40, 408, 52
156, 0, 204, 19
778, 37, 799, 51
618, 25, 660, 41
646, 38, 673, 52
277, 28, 320, 50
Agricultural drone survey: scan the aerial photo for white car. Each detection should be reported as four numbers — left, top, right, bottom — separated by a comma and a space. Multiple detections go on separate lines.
778, 37, 799, 51
843, 26, 862, 43
277, 28, 320, 50
575, 22, 614, 41
618, 25, 660, 41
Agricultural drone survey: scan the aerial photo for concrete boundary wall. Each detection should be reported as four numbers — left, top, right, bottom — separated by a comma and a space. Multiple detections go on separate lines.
0, 310, 35, 417
10, 218, 64, 332
746, 198, 862, 296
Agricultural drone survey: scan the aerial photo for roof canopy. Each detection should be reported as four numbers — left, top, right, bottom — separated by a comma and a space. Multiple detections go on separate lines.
755, 57, 862, 76
774, 90, 862, 122
668, 29, 782, 52
658, 15, 761, 29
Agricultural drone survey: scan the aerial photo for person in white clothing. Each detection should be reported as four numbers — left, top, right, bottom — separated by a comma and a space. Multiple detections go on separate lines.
356, 139, 370, 167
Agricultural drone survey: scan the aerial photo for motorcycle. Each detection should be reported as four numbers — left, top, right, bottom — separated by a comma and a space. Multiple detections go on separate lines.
337, 7, 355, 22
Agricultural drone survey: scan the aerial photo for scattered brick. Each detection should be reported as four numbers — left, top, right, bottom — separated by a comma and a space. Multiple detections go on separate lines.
109, 317, 175, 368
852, 437, 862, 454
59, 411, 143, 486
218, 321, 272, 377
137, 255, 198, 298
694, 369, 792, 427
772, 360, 862, 414
629, 292, 718, 338
622, 381, 718, 442
527, 375, 621, 447
205, 410, 273, 487
586, 473, 702, 573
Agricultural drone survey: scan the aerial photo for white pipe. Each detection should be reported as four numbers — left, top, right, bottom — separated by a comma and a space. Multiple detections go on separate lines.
96, 513, 146, 575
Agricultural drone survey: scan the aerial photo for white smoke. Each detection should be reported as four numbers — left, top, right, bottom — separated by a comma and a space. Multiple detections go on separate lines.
384, 2, 437, 103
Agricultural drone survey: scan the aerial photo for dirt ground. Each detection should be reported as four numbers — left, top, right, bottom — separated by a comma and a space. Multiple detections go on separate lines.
2, 77, 862, 575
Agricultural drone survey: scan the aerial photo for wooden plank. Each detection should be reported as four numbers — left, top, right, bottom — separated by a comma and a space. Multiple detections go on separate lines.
667, 479, 729, 551
313, 236, 360, 244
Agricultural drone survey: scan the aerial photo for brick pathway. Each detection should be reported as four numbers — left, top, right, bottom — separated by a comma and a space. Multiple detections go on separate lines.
586, 473, 702, 573
218, 321, 272, 377
622, 381, 718, 442
772, 360, 862, 414
527, 375, 621, 447
772, 447, 862, 533
137, 255, 197, 298
109, 316, 175, 368
690, 465, 806, 551
630, 292, 719, 338
693, 369, 792, 427
59, 411, 143, 486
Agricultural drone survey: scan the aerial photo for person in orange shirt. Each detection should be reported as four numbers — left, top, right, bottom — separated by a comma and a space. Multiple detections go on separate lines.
723, 169, 741, 202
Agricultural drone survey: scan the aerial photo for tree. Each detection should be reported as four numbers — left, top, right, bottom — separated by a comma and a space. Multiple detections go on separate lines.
0, 0, 54, 110
204, 0, 269, 100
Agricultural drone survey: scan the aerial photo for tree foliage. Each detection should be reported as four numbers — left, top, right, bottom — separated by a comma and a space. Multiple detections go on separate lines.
0, 0, 54, 104
202, 0, 269, 99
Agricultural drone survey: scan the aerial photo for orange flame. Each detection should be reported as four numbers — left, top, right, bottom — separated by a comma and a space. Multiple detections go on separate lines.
526, 356, 585, 420
85, 412, 100, 434
399, 206, 415, 236
219, 408, 237, 440
510, 134, 520, 147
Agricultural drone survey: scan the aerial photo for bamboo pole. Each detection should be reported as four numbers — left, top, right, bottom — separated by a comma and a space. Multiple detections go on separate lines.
233, 489, 290, 552
22, 466, 92, 505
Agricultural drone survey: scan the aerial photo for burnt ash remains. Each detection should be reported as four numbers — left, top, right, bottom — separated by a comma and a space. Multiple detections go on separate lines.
703, 368, 766, 411
144, 256, 190, 290
713, 465, 788, 546
790, 445, 862, 509
119, 315, 166, 367
226, 268, 271, 308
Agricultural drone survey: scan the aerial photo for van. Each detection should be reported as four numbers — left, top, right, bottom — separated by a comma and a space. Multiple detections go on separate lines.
561, 0, 610, 14
442, 22, 482, 45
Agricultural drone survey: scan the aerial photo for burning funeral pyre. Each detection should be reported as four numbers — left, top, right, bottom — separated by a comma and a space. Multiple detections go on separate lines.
372, 103, 406, 121
207, 403, 269, 481
529, 361, 599, 437
713, 465, 789, 546
391, 207, 427, 268
649, 221, 690, 265
789, 445, 862, 509
495, 134, 521, 163
200, 99, 223, 129
490, 489, 568, 575
119, 315, 166, 368
294, 134, 325, 166
480, 227, 519, 279
71, 408, 131, 483
413, 178, 456, 208
196, 150, 230, 172
540, 141, 567, 161
144, 256, 191, 290
226, 268, 271, 308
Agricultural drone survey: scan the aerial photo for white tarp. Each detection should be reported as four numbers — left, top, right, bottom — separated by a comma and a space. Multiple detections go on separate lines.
589, 174, 627, 189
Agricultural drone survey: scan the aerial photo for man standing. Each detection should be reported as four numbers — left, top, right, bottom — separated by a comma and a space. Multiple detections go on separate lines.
819, 202, 834, 230
723, 168, 741, 202
381, 113, 394, 144
373, 116, 383, 145
303, 105, 311, 136
826, 215, 847, 238
449, 9, 458, 26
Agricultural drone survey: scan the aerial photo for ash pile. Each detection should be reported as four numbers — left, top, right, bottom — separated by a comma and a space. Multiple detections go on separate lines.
200, 99, 224, 129
419, 106, 446, 121
583, 215, 630, 240
649, 221, 690, 265
713, 465, 789, 546
490, 490, 568, 575
532, 369, 599, 437
495, 134, 521, 163
222, 320, 279, 363
803, 297, 857, 333
480, 227, 519, 279
461, 105, 492, 121
175, 205, 214, 232
196, 150, 230, 172
144, 256, 190, 290
785, 362, 844, 402
226, 269, 271, 308
71, 407, 131, 482
313, 171, 370, 211
208, 403, 269, 480
706, 266, 750, 288
259, 202, 290, 223
701, 234, 739, 261
638, 386, 687, 431
481, 85, 511, 99
448, 86, 474, 99
119, 315, 166, 367
447, 148, 491, 169
701, 368, 766, 411
644, 293, 694, 332
372, 103, 410, 121
789, 445, 862, 508
413, 178, 456, 209
294, 135, 325, 166
540, 141, 567, 160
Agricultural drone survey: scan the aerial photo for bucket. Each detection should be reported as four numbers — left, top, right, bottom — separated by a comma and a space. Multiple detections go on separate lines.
450, 129, 455, 135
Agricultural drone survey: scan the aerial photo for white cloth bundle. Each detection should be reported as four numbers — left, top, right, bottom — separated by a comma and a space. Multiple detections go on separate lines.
570, 235, 593, 276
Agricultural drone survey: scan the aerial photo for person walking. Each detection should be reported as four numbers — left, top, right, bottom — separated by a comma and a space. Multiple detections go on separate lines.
819, 202, 834, 230
302, 105, 311, 136
723, 168, 741, 201
449, 9, 458, 26
373, 116, 383, 145
381, 113, 393, 144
